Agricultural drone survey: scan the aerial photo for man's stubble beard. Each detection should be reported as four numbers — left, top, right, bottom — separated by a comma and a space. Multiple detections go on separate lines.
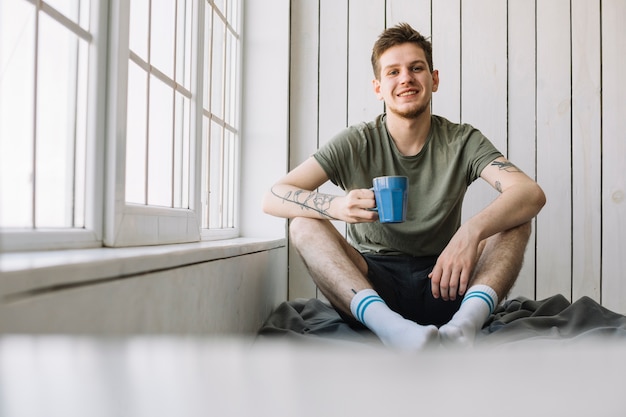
388, 100, 431, 120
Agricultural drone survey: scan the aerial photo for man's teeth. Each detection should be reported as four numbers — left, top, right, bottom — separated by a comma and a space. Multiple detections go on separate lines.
399, 91, 417, 97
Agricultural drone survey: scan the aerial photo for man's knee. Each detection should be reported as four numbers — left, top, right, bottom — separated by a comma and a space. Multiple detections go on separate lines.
289, 217, 325, 248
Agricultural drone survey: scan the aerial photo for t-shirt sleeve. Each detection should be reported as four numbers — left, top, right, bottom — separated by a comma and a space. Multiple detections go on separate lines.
312, 127, 362, 190
464, 127, 503, 184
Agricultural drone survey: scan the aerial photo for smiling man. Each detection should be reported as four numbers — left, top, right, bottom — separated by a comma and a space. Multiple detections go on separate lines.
263, 23, 545, 350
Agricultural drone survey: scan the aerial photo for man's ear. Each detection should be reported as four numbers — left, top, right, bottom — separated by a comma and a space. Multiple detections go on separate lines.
372, 78, 383, 100
432, 70, 440, 93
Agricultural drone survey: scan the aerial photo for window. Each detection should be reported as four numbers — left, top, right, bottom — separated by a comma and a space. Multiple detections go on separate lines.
0, 0, 105, 251
201, 0, 241, 234
0, 0, 242, 251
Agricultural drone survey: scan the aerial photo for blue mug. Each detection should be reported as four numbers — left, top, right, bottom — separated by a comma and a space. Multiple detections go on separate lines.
372, 176, 408, 223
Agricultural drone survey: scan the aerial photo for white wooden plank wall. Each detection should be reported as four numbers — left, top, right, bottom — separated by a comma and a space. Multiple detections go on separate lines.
287, 0, 626, 314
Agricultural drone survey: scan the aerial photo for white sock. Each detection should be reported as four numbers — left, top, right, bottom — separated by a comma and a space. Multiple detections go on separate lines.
350, 289, 439, 351
439, 284, 498, 348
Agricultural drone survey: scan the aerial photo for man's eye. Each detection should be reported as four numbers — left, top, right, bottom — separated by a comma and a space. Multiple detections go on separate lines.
413, 66, 424, 72
388, 70, 399, 76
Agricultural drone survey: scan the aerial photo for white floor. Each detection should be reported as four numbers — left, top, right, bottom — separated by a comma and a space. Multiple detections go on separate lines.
0, 335, 624, 417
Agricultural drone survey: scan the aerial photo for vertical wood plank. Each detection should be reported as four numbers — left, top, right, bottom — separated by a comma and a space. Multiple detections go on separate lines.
386, 0, 431, 34
507, 0, 537, 299
347, 0, 385, 125
288, 0, 320, 300
601, 0, 626, 314
431, 0, 461, 122
459, 0, 507, 221
536, 0, 572, 300
571, 0, 602, 302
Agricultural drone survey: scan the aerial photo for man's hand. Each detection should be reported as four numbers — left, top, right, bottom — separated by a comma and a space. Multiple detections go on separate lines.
428, 225, 481, 301
334, 189, 378, 223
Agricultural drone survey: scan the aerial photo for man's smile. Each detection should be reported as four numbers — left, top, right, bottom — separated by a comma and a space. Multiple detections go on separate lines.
398, 89, 418, 97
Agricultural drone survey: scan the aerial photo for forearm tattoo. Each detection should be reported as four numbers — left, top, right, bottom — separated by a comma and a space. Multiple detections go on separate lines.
271, 186, 339, 220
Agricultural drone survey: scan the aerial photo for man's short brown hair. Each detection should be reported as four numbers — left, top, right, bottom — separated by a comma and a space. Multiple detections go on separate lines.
371, 23, 433, 79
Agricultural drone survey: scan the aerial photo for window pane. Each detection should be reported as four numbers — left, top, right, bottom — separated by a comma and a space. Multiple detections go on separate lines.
46, 0, 89, 28
147, 75, 173, 207
208, 121, 223, 228
210, 15, 224, 118
201, 115, 210, 226
227, 0, 240, 32
126, 0, 194, 212
200, 0, 240, 233
151, 0, 176, 79
35, 13, 83, 227
202, 3, 213, 109
224, 29, 238, 125
0, 0, 35, 228
125, 61, 148, 204
73, 37, 90, 228
224, 129, 237, 228
129, 0, 149, 61
176, 0, 193, 88
173, 92, 191, 208
213, 0, 225, 15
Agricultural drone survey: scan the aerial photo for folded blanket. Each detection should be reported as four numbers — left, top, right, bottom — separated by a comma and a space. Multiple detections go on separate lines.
258, 294, 626, 347
479, 294, 626, 346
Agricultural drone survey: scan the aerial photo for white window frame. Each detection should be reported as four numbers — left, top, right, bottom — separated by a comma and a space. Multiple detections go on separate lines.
105, 0, 241, 247
0, 0, 242, 251
0, 0, 108, 252
105, 0, 202, 247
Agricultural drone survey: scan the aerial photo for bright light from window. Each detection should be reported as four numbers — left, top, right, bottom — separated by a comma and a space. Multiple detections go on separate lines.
0, 0, 91, 229
125, 0, 193, 209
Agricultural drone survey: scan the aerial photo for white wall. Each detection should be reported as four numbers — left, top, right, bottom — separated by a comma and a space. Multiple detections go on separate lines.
239, 0, 290, 240
286, 0, 626, 314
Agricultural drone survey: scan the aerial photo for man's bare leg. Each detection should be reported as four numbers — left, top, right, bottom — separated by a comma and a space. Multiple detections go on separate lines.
289, 217, 438, 350
440, 221, 532, 347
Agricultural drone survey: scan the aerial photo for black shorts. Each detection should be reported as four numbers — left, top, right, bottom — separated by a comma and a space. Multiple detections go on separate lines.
342, 253, 463, 328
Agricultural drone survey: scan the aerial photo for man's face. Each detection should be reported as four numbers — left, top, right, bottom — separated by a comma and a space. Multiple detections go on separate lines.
373, 43, 439, 120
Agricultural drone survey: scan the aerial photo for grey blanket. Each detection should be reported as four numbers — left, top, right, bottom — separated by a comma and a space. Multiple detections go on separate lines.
258, 294, 626, 347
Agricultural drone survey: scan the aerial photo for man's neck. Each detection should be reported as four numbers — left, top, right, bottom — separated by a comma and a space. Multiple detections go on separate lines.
385, 111, 432, 156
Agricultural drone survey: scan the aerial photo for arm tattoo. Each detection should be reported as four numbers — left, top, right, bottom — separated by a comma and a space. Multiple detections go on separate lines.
271, 186, 339, 220
491, 160, 522, 173
491, 161, 520, 193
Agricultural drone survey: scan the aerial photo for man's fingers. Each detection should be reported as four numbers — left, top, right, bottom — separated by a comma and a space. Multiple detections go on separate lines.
439, 270, 451, 301
458, 270, 470, 297
431, 263, 469, 301
429, 267, 441, 299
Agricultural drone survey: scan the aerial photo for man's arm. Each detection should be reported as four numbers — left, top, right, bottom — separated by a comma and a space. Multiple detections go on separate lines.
462, 156, 546, 240
429, 156, 546, 300
262, 156, 378, 223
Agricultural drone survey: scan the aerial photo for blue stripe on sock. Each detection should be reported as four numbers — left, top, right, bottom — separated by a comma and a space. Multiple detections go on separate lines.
462, 291, 495, 314
355, 295, 384, 323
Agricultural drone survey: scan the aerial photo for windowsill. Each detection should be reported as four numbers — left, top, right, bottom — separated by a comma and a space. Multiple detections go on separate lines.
0, 237, 287, 299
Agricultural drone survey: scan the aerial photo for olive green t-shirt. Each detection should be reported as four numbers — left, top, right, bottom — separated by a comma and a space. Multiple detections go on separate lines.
313, 114, 502, 257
